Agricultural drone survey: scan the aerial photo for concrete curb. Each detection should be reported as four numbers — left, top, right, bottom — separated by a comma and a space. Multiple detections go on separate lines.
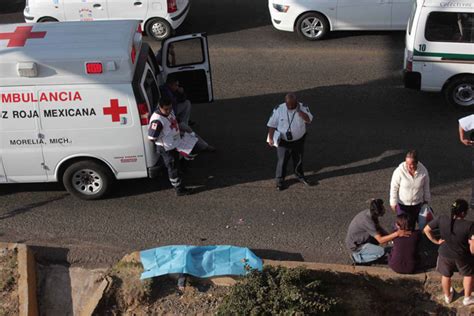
79, 276, 111, 316
0, 242, 38, 316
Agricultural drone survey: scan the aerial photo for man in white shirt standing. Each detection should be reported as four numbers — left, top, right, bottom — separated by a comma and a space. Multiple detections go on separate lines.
267, 93, 313, 191
390, 150, 431, 227
459, 114, 474, 208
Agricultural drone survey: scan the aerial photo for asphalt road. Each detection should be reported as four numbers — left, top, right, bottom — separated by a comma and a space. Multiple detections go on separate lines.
0, 0, 472, 267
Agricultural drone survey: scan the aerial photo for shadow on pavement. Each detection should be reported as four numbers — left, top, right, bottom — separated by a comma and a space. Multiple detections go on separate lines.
177, 0, 270, 36
0, 194, 68, 220
252, 248, 304, 262
0, 0, 25, 14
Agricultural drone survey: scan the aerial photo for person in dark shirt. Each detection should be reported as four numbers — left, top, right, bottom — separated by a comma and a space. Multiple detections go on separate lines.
345, 199, 411, 264
160, 75, 192, 127
388, 214, 421, 274
424, 199, 474, 306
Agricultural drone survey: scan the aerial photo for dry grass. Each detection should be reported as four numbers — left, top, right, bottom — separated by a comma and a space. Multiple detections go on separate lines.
0, 248, 19, 316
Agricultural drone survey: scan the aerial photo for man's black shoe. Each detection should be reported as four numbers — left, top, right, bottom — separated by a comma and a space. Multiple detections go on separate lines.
176, 187, 192, 196
276, 183, 285, 191
188, 120, 197, 127
298, 177, 310, 186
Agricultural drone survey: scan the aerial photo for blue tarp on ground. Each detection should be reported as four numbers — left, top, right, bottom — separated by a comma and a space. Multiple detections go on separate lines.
140, 245, 263, 280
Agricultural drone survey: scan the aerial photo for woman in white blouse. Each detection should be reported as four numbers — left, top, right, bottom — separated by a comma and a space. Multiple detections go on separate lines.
390, 150, 431, 227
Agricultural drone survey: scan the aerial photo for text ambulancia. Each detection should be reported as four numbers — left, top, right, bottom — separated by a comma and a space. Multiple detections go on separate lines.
0, 20, 213, 199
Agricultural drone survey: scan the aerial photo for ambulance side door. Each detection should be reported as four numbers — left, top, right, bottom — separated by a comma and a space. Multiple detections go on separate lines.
0, 157, 6, 183
0, 89, 47, 182
391, 0, 414, 29
161, 33, 214, 103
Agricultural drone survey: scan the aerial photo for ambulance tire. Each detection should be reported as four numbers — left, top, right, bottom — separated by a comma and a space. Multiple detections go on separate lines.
146, 18, 172, 41
296, 12, 329, 41
38, 17, 58, 22
63, 160, 113, 200
444, 76, 474, 109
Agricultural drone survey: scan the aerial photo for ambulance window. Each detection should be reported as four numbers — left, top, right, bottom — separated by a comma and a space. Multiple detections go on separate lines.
408, 1, 417, 35
425, 12, 474, 43
167, 38, 204, 68
143, 69, 160, 110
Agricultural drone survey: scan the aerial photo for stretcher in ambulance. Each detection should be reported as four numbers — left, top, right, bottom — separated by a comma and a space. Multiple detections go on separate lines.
0, 20, 213, 199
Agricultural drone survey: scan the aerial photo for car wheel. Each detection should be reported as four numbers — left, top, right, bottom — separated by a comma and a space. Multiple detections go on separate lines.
146, 18, 173, 41
296, 12, 329, 41
444, 76, 474, 109
38, 17, 58, 22
62, 160, 113, 200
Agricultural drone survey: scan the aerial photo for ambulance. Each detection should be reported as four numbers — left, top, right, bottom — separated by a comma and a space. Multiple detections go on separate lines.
403, 0, 473, 108
23, 0, 190, 40
0, 20, 213, 199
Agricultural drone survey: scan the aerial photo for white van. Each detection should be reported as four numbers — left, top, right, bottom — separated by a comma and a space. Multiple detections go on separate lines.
268, 0, 414, 40
403, 0, 473, 108
23, 0, 190, 40
0, 20, 213, 199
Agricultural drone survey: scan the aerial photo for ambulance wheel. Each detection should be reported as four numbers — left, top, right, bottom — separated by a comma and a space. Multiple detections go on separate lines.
146, 18, 172, 41
38, 17, 58, 22
444, 76, 474, 109
296, 12, 329, 41
63, 160, 113, 200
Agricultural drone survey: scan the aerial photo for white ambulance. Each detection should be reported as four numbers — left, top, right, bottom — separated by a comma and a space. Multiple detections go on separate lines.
23, 0, 190, 40
403, 0, 473, 108
0, 20, 213, 199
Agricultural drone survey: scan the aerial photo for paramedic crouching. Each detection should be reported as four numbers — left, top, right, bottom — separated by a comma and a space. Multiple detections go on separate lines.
267, 93, 313, 191
148, 98, 192, 196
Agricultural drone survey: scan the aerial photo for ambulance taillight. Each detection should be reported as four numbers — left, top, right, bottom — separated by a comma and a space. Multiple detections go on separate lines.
405, 50, 413, 72
131, 46, 137, 64
86, 62, 103, 74
167, 0, 177, 13
138, 103, 149, 125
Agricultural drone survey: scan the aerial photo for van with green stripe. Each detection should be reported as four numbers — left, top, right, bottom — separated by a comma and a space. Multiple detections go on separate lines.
403, 0, 473, 108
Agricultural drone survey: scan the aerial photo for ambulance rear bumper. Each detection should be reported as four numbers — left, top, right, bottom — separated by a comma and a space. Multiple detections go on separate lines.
23, 10, 35, 22
403, 70, 421, 90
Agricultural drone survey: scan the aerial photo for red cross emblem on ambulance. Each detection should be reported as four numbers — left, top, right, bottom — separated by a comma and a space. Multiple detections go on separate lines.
103, 99, 127, 122
0, 26, 46, 47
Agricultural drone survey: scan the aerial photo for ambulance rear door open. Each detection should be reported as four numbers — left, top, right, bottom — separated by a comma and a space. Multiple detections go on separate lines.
161, 33, 214, 103
133, 43, 161, 173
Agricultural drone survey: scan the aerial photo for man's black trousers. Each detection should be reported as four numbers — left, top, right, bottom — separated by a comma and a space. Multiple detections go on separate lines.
275, 135, 306, 183
157, 146, 181, 188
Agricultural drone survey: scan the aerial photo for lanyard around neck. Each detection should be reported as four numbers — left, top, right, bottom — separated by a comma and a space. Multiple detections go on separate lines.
287, 109, 297, 131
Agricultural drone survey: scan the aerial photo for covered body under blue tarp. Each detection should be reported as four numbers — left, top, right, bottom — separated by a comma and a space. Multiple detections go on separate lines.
140, 245, 263, 280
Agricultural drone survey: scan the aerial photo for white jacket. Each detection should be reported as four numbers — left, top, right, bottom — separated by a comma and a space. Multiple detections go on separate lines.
390, 162, 431, 207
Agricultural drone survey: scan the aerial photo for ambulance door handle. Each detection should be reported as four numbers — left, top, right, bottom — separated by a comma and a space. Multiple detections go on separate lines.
134, 2, 143, 6
38, 133, 45, 139
93, 3, 102, 8
178, 66, 194, 71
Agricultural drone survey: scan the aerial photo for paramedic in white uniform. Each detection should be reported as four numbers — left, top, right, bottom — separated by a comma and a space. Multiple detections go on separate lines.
267, 93, 313, 191
459, 114, 474, 208
148, 97, 192, 196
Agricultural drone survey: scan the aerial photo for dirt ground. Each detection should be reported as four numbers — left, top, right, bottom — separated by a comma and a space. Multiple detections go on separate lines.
0, 248, 19, 316
93, 258, 466, 316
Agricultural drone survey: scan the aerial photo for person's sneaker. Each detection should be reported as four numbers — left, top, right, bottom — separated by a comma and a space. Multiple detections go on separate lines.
176, 187, 192, 196
463, 296, 474, 306
444, 288, 454, 304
